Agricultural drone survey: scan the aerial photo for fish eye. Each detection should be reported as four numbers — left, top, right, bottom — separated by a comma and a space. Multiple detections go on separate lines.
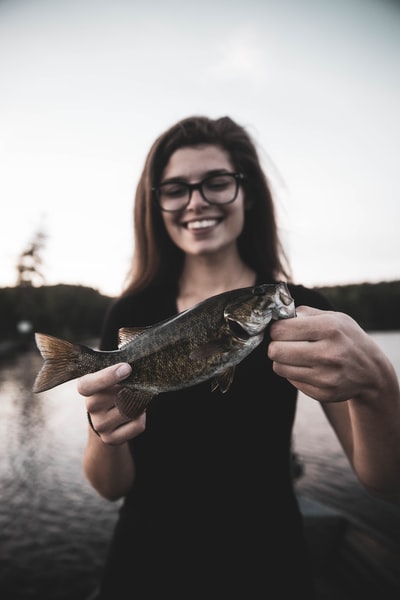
227, 318, 250, 341
252, 286, 264, 296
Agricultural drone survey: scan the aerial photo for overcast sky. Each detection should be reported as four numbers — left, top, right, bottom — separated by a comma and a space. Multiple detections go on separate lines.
1, 0, 399, 297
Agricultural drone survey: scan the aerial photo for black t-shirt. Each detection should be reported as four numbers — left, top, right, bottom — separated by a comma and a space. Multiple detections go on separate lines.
97, 282, 332, 599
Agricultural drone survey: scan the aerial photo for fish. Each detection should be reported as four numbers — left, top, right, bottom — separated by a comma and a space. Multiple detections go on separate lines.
32, 282, 296, 419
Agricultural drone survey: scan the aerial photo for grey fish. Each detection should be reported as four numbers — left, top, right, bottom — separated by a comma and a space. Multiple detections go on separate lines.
33, 282, 296, 419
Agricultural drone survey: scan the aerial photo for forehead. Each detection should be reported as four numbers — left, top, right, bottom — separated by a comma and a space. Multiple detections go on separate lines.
162, 145, 234, 180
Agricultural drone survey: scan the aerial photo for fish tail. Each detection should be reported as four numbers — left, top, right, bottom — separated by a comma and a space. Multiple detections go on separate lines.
33, 333, 88, 393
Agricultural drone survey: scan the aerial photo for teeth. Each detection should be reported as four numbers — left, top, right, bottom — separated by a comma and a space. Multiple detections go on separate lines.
187, 219, 218, 230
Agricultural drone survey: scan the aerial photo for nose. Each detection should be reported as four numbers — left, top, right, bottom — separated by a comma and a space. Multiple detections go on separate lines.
187, 187, 208, 209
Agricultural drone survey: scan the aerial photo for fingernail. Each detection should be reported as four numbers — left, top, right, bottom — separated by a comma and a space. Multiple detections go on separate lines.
116, 363, 131, 379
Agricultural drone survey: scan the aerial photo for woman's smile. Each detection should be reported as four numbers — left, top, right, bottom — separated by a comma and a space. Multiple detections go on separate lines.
161, 145, 246, 256
181, 216, 223, 231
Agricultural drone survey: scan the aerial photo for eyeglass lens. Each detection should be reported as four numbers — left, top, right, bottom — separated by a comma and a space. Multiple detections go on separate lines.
157, 173, 241, 212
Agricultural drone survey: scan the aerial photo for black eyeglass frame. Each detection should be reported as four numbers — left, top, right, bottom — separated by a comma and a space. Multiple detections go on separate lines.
152, 172, 245, 213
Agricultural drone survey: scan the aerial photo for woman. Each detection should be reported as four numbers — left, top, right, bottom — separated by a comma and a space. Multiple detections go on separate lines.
79, 116, 400, 599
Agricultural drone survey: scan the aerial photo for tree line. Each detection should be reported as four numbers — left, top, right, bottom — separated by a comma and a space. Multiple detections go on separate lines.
0, 280, 399, 344
0, 284, 112, 343
316, 280, 400, 331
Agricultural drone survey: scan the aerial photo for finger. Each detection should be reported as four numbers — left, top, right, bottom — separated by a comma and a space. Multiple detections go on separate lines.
77, 363, 131, 397
85, 388, 119, 413
287, 378, 349, 404
268, 340, 315, 367
287, 378, 326, 402
295, 305, 326, 317
270, 306, 335, 342
90, 403, 128, 433
99, 413, 146, 446
271, 359, 314, 381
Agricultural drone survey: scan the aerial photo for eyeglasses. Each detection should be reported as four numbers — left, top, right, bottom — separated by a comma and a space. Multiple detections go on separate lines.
152, 172, 245, 213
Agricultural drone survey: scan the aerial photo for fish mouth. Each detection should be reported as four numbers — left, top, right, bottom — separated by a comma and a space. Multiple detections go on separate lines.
253, 282, 296, 320
227, 318, 251, 341
182, 217, 223, 230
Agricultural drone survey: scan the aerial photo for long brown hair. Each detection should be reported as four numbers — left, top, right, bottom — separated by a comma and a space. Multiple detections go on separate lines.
121, 115, 291, 297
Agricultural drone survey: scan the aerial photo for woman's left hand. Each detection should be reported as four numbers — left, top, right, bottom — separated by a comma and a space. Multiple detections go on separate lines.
268, 305, 387, 404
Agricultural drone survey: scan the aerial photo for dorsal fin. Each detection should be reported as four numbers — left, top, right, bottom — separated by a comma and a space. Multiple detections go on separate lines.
118, 326, 150, 348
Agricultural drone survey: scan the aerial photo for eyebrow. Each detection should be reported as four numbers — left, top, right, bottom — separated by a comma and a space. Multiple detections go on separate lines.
160, 169, 232, 185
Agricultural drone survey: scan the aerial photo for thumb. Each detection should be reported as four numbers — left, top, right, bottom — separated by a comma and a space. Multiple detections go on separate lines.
295, 305, 329, 317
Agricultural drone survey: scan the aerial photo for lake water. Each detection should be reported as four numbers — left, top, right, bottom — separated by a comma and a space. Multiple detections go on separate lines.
0, 331, 400, 599
294, 331, 400, 540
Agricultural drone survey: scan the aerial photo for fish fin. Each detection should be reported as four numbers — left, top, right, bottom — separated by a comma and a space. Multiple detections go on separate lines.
211, 367, 236, 393
189, 338, 233, 360
116, 386, 155, 419
118, 326, 150, 348
33, 333, 87, 393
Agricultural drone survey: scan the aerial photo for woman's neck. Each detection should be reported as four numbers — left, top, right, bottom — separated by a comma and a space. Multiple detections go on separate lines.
177, 252, 256, 312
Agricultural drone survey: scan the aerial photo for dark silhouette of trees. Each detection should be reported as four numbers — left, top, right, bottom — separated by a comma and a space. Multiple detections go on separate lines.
0, 280, 399, 347
316, 281, 400, 331
0, 284, 112, 344
0, 229, 112, 345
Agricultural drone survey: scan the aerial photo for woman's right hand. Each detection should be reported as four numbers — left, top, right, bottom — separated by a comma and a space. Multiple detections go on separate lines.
77, 363, 146, 446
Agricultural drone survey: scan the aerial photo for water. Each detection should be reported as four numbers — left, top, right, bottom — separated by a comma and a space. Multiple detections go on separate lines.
1, 333, 400, 599
0, 351, 122, 600
294, 331, 400, 542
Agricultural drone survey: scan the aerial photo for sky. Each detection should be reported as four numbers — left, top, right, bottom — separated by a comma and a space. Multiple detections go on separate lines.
1, 0, 399, 297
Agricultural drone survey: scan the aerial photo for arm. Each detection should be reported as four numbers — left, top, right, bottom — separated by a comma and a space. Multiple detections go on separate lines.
78, 363, 146, 501
268, 306, 400, 502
